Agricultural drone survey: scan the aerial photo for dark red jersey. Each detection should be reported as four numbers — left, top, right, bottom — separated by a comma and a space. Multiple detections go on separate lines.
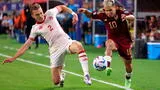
92, 9, 132, 43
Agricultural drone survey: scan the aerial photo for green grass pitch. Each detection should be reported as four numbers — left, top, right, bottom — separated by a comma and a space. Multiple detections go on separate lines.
0, 35, 160, 90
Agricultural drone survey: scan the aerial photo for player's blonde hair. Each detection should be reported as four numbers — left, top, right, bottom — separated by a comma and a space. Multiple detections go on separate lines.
103, 0, 115, 7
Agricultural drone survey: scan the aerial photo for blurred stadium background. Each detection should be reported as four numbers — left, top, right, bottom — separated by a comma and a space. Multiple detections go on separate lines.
0, 0, 160, 90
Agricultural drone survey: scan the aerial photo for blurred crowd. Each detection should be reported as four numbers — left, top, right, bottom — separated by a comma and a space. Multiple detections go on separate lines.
0, 0, 93, 40
1, 0, 159, 45
0, 0, 97, 45
137, 15, 160, 42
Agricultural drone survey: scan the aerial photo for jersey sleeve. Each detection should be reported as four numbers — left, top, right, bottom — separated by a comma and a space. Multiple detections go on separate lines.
29, 26, 38, 41
118, 10, 133, 21
46, 6, 61, 16
92, 11, 105, 20
120, 10, 132, 16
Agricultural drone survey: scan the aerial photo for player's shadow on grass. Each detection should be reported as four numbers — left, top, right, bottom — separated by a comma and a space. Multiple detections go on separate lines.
42, 87, 59, 90
42, 87, 91, 90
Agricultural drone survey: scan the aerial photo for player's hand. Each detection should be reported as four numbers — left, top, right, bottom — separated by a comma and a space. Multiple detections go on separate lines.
72, 13, 78, 25
78, 8, 87, 13
121, 14, 126, 21
2, 57, 15, 64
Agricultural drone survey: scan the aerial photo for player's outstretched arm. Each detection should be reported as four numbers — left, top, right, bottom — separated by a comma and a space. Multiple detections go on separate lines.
2, 39, 34, 64
78, 8, 92, 18
56, 5, 78, 24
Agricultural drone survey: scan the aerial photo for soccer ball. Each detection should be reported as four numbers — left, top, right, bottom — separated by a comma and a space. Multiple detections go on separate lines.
93, 56, 108, 71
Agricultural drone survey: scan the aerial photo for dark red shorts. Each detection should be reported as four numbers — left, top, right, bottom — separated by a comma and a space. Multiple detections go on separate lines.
113, 38, 132, 60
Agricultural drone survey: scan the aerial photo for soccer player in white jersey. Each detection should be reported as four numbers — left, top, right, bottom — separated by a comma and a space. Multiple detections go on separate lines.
2, 3, 91, 87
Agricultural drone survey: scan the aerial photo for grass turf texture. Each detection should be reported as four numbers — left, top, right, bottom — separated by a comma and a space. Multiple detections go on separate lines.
0, 35, 160, 90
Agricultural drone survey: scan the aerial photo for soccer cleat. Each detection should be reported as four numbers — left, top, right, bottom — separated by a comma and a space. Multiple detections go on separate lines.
59, 80, 64, 87
84, 74, 92, 85
105, 67, 112, 76
125, 78, 131, 88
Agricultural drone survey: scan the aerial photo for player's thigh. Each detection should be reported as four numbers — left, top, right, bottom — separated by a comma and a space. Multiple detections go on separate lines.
105, 39, 117, 50
124, 59, 132, 65
69, 41, 83, 54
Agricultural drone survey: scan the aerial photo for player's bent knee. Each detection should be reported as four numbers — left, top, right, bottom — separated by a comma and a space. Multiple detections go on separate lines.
124, 57, 132, 65
74, 41, 84, 50
75, 41, 83, 47
105, 40, 112, 46
70, 41, 84, 54
125, 57, 132, 62
106, 40, 112, 48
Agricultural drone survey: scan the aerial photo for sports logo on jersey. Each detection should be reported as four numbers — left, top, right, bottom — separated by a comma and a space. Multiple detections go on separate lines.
49, 16, 53, 20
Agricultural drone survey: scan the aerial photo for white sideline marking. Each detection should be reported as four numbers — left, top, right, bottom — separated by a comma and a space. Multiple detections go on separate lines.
0, 53, 132, 90
3, 46, 49, 58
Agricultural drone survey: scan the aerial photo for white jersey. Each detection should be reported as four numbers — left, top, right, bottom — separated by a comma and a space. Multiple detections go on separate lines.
29, 7, 72, 55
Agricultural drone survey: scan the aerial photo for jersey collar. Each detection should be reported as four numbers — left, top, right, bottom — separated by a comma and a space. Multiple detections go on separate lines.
36, 16, 46, 24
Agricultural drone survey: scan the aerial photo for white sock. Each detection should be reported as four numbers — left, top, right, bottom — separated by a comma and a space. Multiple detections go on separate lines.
104, 56, 112, 67
78, 50, 89, 75
60, 72, 65, 81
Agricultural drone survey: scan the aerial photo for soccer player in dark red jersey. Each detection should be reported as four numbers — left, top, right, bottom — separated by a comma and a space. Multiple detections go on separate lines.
78, 0, 134, 88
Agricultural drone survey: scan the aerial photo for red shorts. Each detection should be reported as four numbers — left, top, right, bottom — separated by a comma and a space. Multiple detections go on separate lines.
113, 38, 132, 60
